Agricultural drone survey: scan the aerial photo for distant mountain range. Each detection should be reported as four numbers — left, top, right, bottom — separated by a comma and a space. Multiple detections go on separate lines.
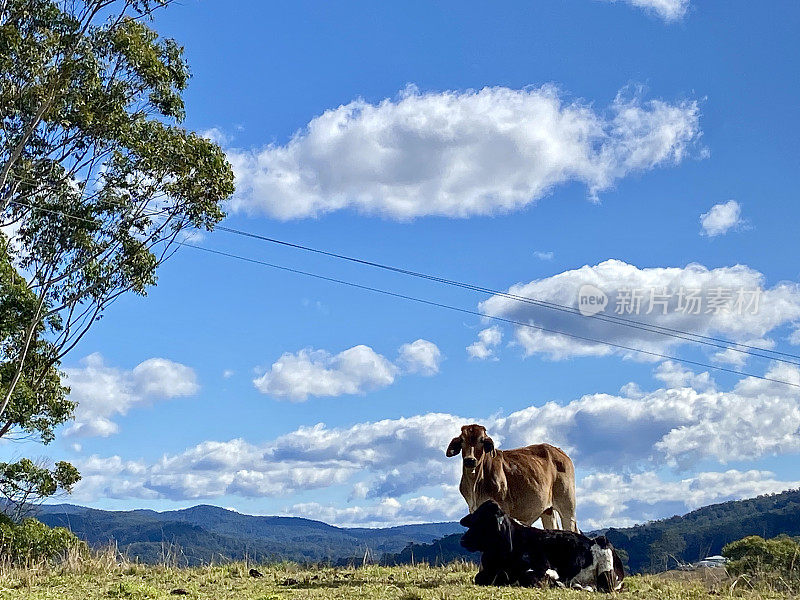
34, 503, 463, 566
36, 488, 800, 570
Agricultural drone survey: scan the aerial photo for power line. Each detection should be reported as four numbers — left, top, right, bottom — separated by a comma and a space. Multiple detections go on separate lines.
8, 199, 800, 372
12, 197, 800, 365
11, 175, 800, 365
214, 224, 800, 365
178, 241, 800, 390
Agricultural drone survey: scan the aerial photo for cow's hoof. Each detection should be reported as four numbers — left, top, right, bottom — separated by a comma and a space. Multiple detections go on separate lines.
571, 583, 594, 591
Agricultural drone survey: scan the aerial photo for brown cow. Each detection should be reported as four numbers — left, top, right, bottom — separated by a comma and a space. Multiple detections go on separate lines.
446, 424, 578, 531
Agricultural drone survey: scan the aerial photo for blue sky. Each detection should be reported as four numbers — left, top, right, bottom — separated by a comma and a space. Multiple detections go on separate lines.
7, 0, 800, 529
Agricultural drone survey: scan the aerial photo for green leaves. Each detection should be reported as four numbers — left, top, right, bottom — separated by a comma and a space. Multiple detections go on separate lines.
0, 245, 72, 444
0, 0, 233, 445
723, 535, 800, 579
0, 458, 82, 521
0, 1, 233, 526
106, 17, 189, 120
0, 513, 83, 565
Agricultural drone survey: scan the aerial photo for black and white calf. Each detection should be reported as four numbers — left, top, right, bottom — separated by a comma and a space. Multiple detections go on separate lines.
459, 500, 624, 591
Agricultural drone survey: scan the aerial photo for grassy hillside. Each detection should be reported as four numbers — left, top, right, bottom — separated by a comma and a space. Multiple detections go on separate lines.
0, 561, 778, 600
34, 504, 463, 565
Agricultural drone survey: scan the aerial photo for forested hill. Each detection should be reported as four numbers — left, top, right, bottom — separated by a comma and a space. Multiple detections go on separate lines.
605, 488, 800, 572
34, 504, 462, 566
384, 489, 800, 572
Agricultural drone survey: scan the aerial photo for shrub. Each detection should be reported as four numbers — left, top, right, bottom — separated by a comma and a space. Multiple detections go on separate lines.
0, 513, 85, 566
723, 534, 800, 580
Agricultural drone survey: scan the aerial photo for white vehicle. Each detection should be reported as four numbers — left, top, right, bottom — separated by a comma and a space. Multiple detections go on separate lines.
695, 555, 728, 568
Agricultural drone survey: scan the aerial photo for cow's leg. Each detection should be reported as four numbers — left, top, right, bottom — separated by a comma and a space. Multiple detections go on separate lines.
476, 568, 511, 586
540, 507, 557, 529
555, 501, 578, 532
474, 569, 494, 586
553, 502, 578, 532
517, 553, 551, 587
476, 556, 506, 586
553, 481, 579, 532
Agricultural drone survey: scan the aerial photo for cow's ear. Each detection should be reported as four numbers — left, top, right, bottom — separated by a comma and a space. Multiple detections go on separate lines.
446, 437, 462, 457
483, 436, 496, 457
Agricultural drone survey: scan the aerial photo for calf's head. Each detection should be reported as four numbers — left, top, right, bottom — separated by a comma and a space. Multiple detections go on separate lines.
446, 424, 496, 470
459, 500, 512, 554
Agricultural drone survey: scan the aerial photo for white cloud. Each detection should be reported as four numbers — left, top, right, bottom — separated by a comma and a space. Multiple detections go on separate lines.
349, 481, 369, 500
602, 0, 689, 21
654, 363, 800, 469
70, 411, 464, 503
466, 326, 503, 360
70, 413, 464, 503
534, 250, 555, 261
701, 200, 743, 236
653, 360, 715, 391
70, 439, 359, 502
131, 358, 198, 397
579, 469, 800, 530
227, 86, 701, 220
397, 339, 443, 375
476, 259, 800, 361
289, 467, 800, 528
264, 359, 800, 478
147, 438, 356, 500
712, 338, 775, 367
200, 127, 232, 146
365, 460, 453, 499
489, 362, 800, 471
619, 382, 645, 398
64, 354, 199, 438
284, 485, 466, 527
69, 361, 800, 526
253, 346, 396, 401
253, 340, 440, 401
71, 454, 157, 501
269, 414, 464, 471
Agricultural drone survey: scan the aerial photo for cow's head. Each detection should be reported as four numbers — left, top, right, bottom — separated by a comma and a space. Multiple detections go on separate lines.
446, 424, 496, 471
591, 536, 624, 592
459, 499, 512, 554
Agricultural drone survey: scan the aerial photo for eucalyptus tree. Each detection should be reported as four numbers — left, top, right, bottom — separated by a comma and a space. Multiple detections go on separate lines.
0, 0, 234, 506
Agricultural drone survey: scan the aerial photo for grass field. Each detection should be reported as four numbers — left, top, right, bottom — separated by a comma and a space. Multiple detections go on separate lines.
0, 560, 792, 600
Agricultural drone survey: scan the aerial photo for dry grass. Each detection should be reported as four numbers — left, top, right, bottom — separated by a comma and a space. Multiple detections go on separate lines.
0, 554, 794, 600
